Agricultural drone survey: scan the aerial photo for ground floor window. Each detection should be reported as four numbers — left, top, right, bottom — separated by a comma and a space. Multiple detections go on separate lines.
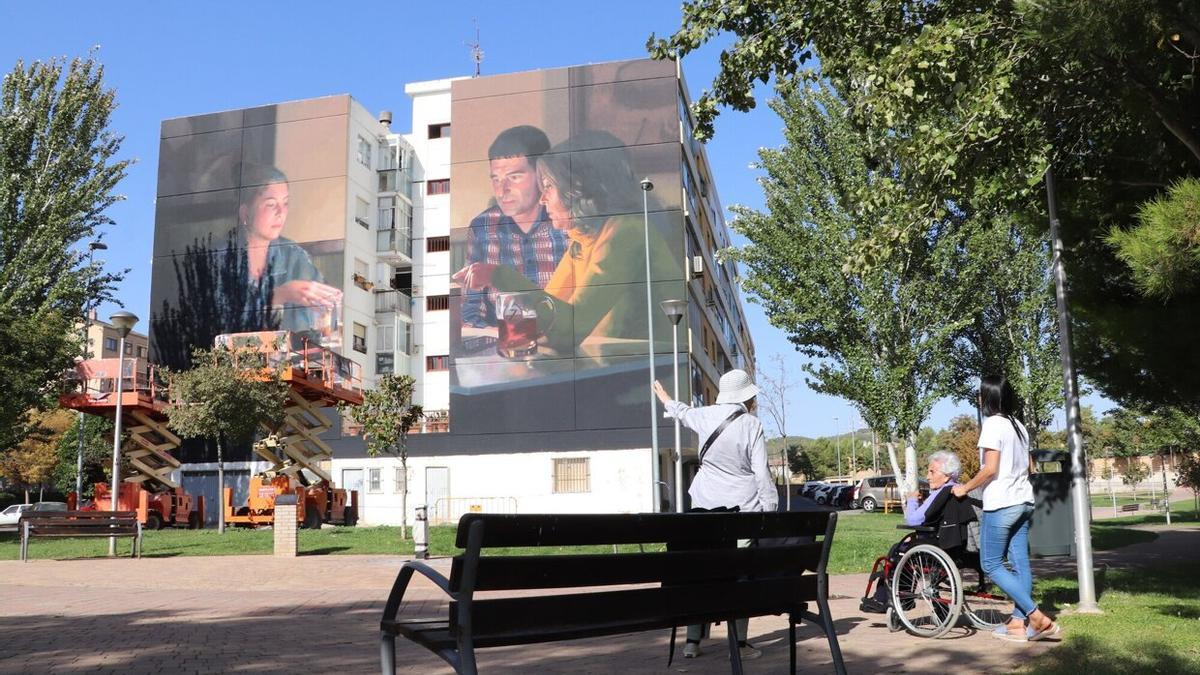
552, 457, 590, 494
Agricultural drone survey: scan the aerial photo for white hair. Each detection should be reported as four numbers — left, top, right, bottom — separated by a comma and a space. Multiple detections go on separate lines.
929, 451, 961, 479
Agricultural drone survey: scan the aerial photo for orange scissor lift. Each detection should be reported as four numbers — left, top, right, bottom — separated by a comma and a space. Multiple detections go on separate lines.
60, 359, 204, 529
216, 331, 364, 529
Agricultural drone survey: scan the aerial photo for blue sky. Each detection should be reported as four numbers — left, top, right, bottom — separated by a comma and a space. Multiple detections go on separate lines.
1, 2, 1106, 438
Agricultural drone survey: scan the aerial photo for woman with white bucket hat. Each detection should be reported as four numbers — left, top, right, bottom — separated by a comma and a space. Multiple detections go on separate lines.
653, 368, 778, 660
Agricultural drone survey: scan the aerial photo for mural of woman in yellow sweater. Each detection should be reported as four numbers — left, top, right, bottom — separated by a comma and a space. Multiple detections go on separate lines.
453, 131, 680, 357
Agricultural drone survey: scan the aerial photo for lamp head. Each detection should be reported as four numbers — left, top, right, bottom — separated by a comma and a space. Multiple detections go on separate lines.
659, 298, 687, 325
640, 178, 654, 192
109, 310, 139, 338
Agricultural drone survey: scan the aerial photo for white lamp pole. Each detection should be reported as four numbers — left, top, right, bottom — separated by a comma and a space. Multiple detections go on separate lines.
660, 299, 687, 513
641, 178, 661, 512
108, 310, 138, 556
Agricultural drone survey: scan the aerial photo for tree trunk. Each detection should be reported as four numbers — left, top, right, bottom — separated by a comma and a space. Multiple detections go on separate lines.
24, 488, 30, 504
399, 453, 409, 541
39, 485, 44, 502
217, 436, 226, 534
905, 433, 918, 495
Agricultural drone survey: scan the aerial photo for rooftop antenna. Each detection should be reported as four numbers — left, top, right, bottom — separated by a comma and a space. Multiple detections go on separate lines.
467, 19, 484, 77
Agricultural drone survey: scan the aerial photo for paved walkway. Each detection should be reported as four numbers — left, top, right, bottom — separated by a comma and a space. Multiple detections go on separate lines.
2, 525, 1196, 674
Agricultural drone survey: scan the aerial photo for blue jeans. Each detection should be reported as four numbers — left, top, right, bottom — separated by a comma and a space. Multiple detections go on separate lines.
980, 503, 1037, 619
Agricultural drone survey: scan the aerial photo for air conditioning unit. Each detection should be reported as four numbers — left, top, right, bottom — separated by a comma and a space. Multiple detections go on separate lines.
692, 255, 704, 276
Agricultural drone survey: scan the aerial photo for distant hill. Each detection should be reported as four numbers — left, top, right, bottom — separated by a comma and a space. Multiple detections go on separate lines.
767, 430, 870, 452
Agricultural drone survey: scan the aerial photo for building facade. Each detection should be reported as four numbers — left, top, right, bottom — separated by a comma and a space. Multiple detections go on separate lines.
149, 58, 753, 525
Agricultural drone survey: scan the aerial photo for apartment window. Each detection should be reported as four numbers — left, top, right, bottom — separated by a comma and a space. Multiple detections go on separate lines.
104, 337, 117, 351
426, 355, 449, 371
426, 295, 449, 311
355, 197, 370, 228
368, 468, 382, 493
375, 352, 394, 375
356, 136, 372, 167
352, 322, 367, 353
394, 466, 410, 494
426, 179, 450, 195
426, 236, 450, 253
136, 346, 147, 358
353, 258, 371, 290
428, 123, 451, 139
553, 458, 591, 494
376, 324, 395, 352
124, 343, 133, 355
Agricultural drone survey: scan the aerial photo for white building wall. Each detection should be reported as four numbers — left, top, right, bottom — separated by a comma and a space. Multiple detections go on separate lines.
333, 448, 653, 526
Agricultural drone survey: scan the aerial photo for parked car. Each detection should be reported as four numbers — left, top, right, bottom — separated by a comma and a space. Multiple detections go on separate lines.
853, 475, 928, 512
799, 482, 826, 500
0, 501, 65, 528
0, 503, 32, 527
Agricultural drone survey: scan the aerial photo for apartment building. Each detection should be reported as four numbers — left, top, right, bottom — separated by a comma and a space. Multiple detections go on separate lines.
150, 58, 753, 525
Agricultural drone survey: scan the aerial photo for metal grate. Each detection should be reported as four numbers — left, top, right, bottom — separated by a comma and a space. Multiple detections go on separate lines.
553, 457, 591, 494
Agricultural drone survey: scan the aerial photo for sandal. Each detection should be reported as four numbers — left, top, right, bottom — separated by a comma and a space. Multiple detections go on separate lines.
1027, 622, 1062, 642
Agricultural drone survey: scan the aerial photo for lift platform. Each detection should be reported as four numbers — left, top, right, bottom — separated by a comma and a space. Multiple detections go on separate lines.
59, 358, 204, 529
215, 331, 363, 528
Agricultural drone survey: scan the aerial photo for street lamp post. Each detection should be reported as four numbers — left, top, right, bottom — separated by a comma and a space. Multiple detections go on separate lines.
77, 241, 107, 502
108, 310, 138, 556
833, 416, 842, 478
641, 178, 661, 512
660, 299, 687, 513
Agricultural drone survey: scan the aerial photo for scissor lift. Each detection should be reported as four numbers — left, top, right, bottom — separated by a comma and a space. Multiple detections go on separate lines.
217, 331, 363, 528
60, 358, 204, 529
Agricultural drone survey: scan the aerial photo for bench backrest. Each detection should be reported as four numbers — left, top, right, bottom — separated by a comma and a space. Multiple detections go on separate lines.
22, 510, 141, 534
446, 512, 836, 638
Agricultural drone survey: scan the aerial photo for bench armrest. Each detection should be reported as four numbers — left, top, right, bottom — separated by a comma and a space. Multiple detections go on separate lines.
381, 560, 456, 624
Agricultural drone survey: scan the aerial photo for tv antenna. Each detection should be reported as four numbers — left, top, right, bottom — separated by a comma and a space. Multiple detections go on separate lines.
467, 19, 484, 77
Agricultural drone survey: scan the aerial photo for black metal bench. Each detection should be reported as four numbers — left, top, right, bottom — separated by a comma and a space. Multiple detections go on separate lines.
1120, 503, 1141, 513
379, 511, 845, 674
20, 510, 143, 561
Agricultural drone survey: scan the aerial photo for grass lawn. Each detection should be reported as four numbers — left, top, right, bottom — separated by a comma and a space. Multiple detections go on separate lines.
4, 507, 1173, 568
1020, 563, 1200, 674
1094, 499, 1200, 525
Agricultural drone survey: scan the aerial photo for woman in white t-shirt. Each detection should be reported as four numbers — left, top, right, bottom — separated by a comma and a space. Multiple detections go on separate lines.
952, 375, 1061, 642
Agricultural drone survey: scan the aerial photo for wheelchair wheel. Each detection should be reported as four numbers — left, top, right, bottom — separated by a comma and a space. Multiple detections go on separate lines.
963, 589, 1015, 631
890, 544, 963, 638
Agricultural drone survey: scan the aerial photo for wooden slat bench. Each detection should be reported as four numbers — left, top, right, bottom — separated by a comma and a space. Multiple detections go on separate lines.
379, 511, 845, 675
20, 510, 143, 561
1119, 503, 1140, 513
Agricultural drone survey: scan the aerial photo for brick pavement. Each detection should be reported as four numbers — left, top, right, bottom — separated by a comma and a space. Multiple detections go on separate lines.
4, 525, 1195, 674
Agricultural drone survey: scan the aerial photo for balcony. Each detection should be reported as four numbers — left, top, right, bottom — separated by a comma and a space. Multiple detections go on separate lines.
374, 290, 412, 318
376, 228, 413, 262
377, 168, 412, 198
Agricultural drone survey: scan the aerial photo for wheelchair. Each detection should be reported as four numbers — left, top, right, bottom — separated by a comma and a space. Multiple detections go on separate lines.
861, 523, 1015, 638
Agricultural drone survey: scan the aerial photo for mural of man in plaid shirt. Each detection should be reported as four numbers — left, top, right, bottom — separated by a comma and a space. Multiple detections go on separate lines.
456, 126, 568, 327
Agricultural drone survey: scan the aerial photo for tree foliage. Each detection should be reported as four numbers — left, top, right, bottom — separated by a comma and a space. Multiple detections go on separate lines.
1108, 178, 1200, 300
936, 415, 981, 481
650, 1, 1200, 411
0, 53, 129, 451
165, 344, 288, 443
1177, 453, 1200, 511
0, 409, 71, 501
51, 413, 112, 498
339, 373, 422, 538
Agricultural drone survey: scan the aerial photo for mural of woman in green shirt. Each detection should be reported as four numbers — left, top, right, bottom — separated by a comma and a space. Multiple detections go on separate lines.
232, 165, 343, 339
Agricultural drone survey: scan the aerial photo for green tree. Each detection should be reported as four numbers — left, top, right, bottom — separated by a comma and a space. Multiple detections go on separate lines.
785, 442, 815, 481
52, 414, 112, 499
724, 84, 992, 495
0, 54, 128, 452
339, 374, 422, 539
1121, 459, 1150, 497
165, 344, 288, 533
936, 415, 981, 481
650, 1, 1200, 412
0, 409, 70, 502
1177, 453, 1200, 512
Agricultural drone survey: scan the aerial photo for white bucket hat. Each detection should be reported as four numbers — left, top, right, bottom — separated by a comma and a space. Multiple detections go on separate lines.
716, 369, 759, 404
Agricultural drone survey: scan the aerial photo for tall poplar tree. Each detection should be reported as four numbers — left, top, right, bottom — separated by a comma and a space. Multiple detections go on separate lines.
0, 54, 128, 451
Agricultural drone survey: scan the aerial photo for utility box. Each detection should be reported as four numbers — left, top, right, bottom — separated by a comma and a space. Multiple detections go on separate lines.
1029, 450, 1075, 558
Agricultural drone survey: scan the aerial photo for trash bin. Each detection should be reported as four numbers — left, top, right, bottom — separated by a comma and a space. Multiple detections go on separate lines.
1029, 449, 1075, 558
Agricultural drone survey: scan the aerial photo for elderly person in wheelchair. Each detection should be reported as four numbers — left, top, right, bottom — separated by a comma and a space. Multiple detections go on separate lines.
859, 452, 1005, 638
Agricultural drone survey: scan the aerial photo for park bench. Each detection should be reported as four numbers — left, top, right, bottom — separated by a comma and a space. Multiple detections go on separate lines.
1119, 503, 1141, 513
379, 511, 845, 675
20, 510, 143, 561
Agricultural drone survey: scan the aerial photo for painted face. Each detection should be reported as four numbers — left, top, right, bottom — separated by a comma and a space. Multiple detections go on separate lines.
538, 174, 572, 231
489, 156, 540, 221
242, 182, 289, 242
